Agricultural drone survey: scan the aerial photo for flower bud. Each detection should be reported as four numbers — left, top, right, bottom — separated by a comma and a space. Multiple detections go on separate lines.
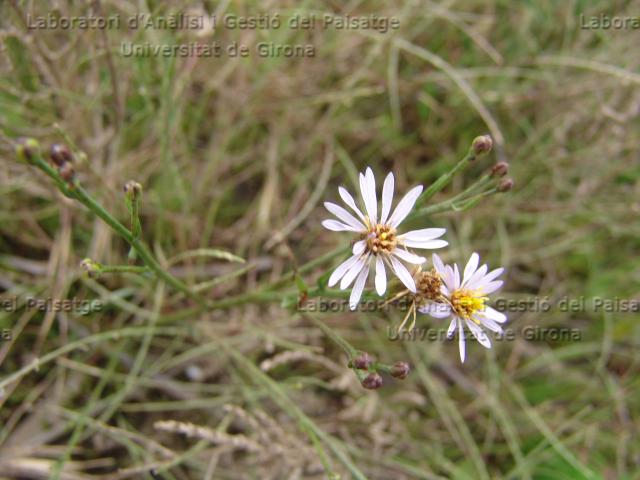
15, 138, 40, 164
361, 372, 383, 390
50, 144, 73, 166
124, 180, 143, 201
58, 162, 75, 183
80, 258, 101, 278
390, 361, 410, 379
497, 178, 514, 193
490, 161, 509, 178
351, 352, 373, 370
472, 135, 493, 156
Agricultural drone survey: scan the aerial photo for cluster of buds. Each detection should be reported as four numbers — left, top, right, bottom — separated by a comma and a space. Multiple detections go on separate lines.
350, 352, 411, 389
50, 144, 76, 185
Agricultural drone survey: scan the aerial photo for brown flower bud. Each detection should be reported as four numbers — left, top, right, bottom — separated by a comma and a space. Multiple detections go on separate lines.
58, 162, 75, 183
497, 178, 514, 193
490, 161, 509, 178
361, 372, 383, 390
390, 361, 410, 379
472, 135, 493, 156
124, 180, 143, 201
50, 144, 73, 166
351, 353, 373, 370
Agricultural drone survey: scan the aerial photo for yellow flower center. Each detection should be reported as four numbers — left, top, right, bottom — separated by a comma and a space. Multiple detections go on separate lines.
363, 224, 397, 255
450, 289, 487, 321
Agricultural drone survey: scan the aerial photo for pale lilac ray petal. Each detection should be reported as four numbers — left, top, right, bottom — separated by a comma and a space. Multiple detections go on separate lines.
463, 252, 480, 287
340, 254, 368, 290
466, 319, 492, 349
328, 254, 361, 287
457, 318, 466, 363
419, 302, 452, 318
476, 315, 504, 334
401, 239, 449, 249
446, 317, 457, 337
392, 248, 426, 265
481, 280, 504, 294
388, 185, 423, 228
349, 262, 370, 310
399, 228, 446, 242
338, 186, 366, 222
389, 255, 417, 292
324, 202, 366, 230
465, 264, 488, 290
482, 306, 507, 323
432, 253, 446, 273
480, 267, 505, 285
364, 167, 378, 223
375, 255, 387, 296
453, 264, 461, 289
322, 219, 359, 232
379, 172, 395, 224
352, 240, 366, 255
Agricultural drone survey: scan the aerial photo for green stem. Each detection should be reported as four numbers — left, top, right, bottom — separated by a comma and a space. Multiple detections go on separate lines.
30, 155, 206, 305
419, 147, 476, 203
99, 264, 151, 274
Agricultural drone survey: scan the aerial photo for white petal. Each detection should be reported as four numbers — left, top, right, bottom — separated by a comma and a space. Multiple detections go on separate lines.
482, 306, 507, 323
479, 267, 505, 286
475, 315, 503, 334
328, 254, 360, 287
446, 317, 457, 337
401, 239, 449, 249
392, 248, 426, 264
322, 219, 359, 232
388, 185, 423, 227
349, 262, 370, 310
379, 172, 395, 224
465, 264, 488, 290
453, 264, 461, 289
375, 255, 387, 296
389, 255, 416, 292
432, 253, 446, 273
338, 186, 366, 222
457, 318, 466, 363
352, 240, 366, 255
324, 202, 366, 231
443, 265, 456, 290
462, 252, 480, 287
400, 228, 446, 242
340, 254, 368, 290
466, 319, 492, 349
419, 302, 451, 319
359, 170, 377, 224
481, 280, 504, 294
365, 167, 378, 223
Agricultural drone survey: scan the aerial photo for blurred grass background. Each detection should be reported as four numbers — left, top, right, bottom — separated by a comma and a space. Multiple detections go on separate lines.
1, 0, 639, 479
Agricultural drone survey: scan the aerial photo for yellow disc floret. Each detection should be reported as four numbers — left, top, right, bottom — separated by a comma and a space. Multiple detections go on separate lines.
450, 289, 488, 321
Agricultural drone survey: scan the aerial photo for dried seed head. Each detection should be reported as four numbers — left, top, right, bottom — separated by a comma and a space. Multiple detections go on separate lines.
390, 361, 410, 379
497, 178, 514, 193
361, 372, 383, 390
124, 180, 143, 200
50, 144, 73, 166
490, 161, 509, 178
15, 138, 40, 164
472, 135, 493, 156
416, 268, 443, 302
351, 352, 373, 370
58, 162, 76, 183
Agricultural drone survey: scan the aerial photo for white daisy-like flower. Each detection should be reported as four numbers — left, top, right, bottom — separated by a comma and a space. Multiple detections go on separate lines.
420, 252, 507, 362
322, 167, 447, 310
